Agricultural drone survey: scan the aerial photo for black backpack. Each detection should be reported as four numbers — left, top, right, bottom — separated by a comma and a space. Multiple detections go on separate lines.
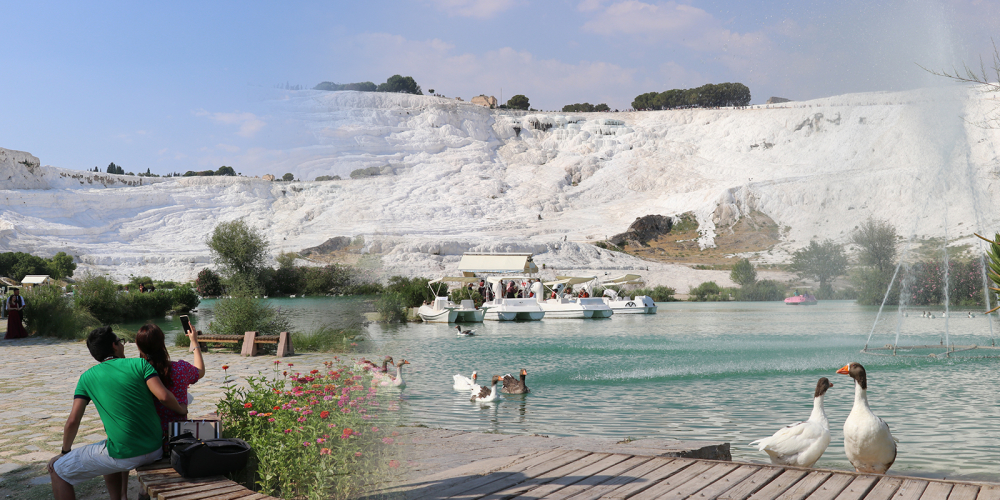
169, 432, 251, 478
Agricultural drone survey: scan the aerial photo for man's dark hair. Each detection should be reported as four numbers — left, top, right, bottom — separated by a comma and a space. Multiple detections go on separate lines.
86, 326, 117, 362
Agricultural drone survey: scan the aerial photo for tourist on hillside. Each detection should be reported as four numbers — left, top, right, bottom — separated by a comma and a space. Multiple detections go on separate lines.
4, 288, 27, 339
48, 326, 187, 500
135, 322, 206, 434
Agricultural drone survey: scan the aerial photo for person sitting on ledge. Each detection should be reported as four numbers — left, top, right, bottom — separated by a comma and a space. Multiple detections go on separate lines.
48, 326, 188, 500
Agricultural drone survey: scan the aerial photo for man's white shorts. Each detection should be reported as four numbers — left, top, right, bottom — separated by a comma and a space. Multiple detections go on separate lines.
53, 440, 162, 486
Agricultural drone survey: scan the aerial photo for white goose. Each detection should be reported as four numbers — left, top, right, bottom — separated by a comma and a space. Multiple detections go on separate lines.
750, 378, 833, 467
837, 362, 898, 474
453, 371, 480, 391
470, 375, 500, 403
380, 359, 410, 390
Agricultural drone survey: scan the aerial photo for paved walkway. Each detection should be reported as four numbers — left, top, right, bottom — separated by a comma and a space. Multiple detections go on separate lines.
0, 337, 333, 476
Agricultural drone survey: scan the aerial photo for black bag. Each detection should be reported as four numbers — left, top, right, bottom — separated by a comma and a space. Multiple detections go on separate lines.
169, 432, 251, 478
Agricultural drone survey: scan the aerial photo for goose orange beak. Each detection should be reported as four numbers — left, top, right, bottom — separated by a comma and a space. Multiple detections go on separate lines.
836, 364, 850, 375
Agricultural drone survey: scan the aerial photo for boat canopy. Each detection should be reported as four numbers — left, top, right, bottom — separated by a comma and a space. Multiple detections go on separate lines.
429, 276, 483, 284
485, 276, 536, 284
549, 276, 598, 286
601, 274, 644, 286
458, 253, 538, 274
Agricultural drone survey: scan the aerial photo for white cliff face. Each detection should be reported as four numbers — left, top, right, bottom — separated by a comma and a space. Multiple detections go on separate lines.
1, 87, 999, 291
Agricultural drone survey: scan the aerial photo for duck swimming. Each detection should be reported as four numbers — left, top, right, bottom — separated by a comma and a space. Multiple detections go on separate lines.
453, 370, 479, 391
501, 368, 530, 394
455, 326, 476, 336
471, 375, 500, 403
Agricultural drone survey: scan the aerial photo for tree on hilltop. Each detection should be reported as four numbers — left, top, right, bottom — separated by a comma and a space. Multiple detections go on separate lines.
376, 75, 422, 95
507, 94, 530, 110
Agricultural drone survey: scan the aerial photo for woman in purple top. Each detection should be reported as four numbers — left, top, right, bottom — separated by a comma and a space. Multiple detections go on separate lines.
135, 323, 206, 434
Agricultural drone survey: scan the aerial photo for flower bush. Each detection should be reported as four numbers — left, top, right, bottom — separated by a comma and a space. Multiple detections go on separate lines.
217, 359, 402, 499
903, 260, 985, 306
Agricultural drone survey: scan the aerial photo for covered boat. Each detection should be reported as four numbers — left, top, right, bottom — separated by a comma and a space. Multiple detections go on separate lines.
600, 274, 657, 314
785, 293, 818, 305
456, 253, 545, 321
420, 277, 488, 322
416, 296, 458, 323
538, 276, 613, 319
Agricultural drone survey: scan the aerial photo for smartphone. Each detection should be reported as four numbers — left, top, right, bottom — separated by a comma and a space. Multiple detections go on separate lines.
179, 315, 192, 333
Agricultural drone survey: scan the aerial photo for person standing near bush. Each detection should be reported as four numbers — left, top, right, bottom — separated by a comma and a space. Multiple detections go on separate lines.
48, 326, 188, 500
135, 323, 206, 434
4, 288, 27, 339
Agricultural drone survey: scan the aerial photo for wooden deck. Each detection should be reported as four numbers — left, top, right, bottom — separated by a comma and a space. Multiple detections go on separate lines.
382, 449, 1000, 500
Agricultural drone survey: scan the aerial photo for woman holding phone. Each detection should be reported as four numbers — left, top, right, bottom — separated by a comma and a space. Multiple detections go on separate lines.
134, 321, 205, 433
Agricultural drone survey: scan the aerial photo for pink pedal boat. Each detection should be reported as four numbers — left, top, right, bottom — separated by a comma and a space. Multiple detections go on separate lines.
784, 293, 818, 305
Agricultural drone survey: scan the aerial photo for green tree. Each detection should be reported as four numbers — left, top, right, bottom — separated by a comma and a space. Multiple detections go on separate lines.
206, 220, 269, 287
730, 258, 758, 287
507, 94, 530, 110
210, 282, 290, 337
790, 240, 847, 298
314, 81, 377, 92
594, 103, 610, 112
216, 166, 236, 176
282, 173, 294, 182
851, 217, 898, 305
376, 75, 422, 94
852, 217, 897, 274
47, 252, 76, 280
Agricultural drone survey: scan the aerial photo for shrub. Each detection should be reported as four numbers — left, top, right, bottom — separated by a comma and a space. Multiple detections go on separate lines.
22, 285, 98, 339
210, 295, 291, 339
293, 325, 364, 353
385, 276, 436, 307
631, 286, 676, 302
374, 292, 406, 323
903, 259, 984, 307
730, 258, 758, 286
74, 274, 124, 323
689, 281, 733, 301
448, 288, 484, 309
169, 285, 201, 312
217, 361, 400, 498
196, 268, 224, 296
734, 280, 785, 301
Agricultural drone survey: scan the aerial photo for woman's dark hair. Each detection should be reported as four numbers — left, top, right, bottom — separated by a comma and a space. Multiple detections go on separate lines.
86, 326, 117, 362
135, 323, 172, 387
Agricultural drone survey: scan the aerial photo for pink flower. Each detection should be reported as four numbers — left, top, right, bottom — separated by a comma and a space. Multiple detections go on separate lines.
248, 411, 257, 416
284, 429, 292, 434
316, 438, 326, 444
371, 426, 379, 432
354, 451, 362, 456
268, 418, 275, 423
302, 441, 311, 447
389, 460, 400, 468
297, 416, 307, 423
382, 437, 394, 445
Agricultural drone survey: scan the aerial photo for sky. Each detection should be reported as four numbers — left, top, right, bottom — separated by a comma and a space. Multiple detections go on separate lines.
2, 0, 999, 178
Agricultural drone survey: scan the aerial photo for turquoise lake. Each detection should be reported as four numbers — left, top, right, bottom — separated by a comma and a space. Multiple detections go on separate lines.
181, 297, 1000, 481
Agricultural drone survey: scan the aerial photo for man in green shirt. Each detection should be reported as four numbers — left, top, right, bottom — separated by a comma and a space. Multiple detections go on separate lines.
47, 326, 188, 500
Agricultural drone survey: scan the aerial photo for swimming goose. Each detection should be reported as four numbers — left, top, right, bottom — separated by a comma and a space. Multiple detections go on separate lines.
371, 356, 395, 383
471, 375, 500, 403
453, 371, 479, 391
501, 369, 531, 394
749, 378, 832, 467
380, 359, 410, 389
455, 325, 476, 336
837, 362, 897, 474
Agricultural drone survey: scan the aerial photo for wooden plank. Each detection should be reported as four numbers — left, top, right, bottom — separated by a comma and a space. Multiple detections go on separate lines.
241, 331, 257, 356
165, 485, 249, 500
831, 476, 879, 500
508, 453, 634, 500
918, 482, 952, 500
865, 478, 905, 500
682, 464, 762, 500
949, 485, 981, 500
718, 466, 785, 500
892, 479, 930, 500
804, 474, 855, 500
600, 457, 699, 499
538, 458, 679, 500
746, 469, 810, 500
641, 462, 742, 500
478, 452, 620, 500
157, 483, 244, 500
976, 486, 1000, 500
775, 472, 832, 500
149, 479, 236, 496
627, 460, 720, 500
222, 494, 268, 500
277, 331, 291, 357
414, 449, 587, 499
536, 455, 653, 500
447, 450, 598, 500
